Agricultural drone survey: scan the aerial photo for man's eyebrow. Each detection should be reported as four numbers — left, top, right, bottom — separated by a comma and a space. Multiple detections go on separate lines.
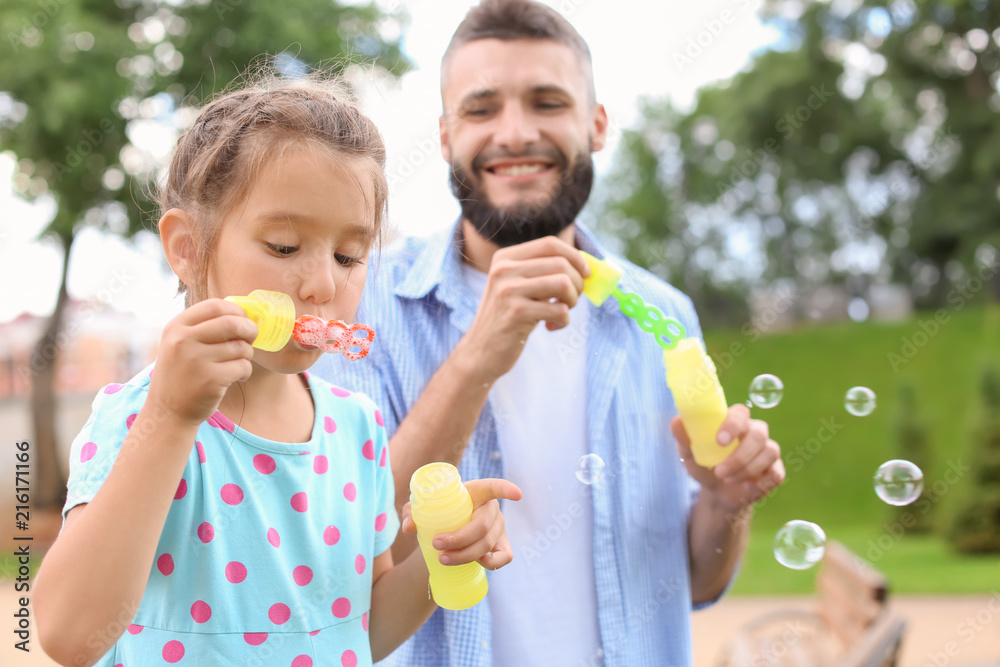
461, 88, 499, 105
528, 84, 572, 97
257, 212, 375, 242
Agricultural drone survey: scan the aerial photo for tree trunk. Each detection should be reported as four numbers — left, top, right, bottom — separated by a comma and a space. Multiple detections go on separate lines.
29, 234, 74, 513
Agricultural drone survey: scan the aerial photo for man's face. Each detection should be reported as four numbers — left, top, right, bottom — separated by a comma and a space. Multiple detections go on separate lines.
439, 38, 608, 247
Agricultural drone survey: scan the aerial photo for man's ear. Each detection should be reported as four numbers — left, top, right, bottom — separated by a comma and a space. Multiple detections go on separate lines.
439, 115, 452, 164
158, 208, 199, 288
591, 103, 609, 153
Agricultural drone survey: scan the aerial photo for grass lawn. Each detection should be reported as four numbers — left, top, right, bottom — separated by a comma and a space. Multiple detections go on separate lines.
703, 304, 1000, 595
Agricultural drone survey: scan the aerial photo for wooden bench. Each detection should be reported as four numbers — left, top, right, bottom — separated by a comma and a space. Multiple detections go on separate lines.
714, 541, 907, 667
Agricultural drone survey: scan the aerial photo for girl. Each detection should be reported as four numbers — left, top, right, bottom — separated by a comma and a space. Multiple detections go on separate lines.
33, 72, 521, 667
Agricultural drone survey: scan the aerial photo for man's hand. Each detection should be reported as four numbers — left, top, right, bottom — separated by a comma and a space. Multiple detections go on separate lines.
672, 404, 785, 512
456, 236, 590, 384
401, 478, 523, 570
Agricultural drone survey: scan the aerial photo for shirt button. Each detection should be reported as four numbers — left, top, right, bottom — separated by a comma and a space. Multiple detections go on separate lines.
490, 450, 502, 462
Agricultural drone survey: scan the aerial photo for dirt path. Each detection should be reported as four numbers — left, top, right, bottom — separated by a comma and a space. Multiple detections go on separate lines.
692, 595, 1000, 666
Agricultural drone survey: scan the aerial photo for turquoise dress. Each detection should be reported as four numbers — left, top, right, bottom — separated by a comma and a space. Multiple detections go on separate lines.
63, 365, 399, 666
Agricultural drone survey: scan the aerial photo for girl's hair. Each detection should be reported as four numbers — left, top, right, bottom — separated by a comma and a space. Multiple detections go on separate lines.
158, 69, 388, 300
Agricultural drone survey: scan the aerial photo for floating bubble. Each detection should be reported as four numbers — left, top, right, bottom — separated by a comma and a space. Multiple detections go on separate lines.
749, 374, 784, 409
773, 520, 826, 570
575, 453, 605, 486
874, 459, 923, 506
845, 386, 877, 416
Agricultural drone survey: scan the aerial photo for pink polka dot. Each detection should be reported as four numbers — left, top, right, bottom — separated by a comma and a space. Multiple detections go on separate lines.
374, 410, 384, 427
191, 600, 211, 623
301, 371, 310, 381
375, 513, 388, 532
313, 455, 328, 474
253, 454, 276, 475
355, 554, 366, 574
157, 553, 174, 576
379, 447, 387, 467
243, 632, 268, 646
80, 442, 97, 463
225, 561, 247, 583
208, 411, 235, 432
174, 479, 187, 500
290, 492, 308, 512
269, 602, 291, 625
323, 525, 340, 545
196, 441, 206, 463
104, 383, 123, 394
344, 483, 357, 502
292, 656, 313, 667
267, 527, 280, 548
331, 387, 351, 397
162, 640, 185, 663
341, 649, 358, 667
362, 611, 369, 632
324, 416, 337, 433
331, 597, 351, 618
221, 483, 244, 505
127, 623, 143, 634
299, 451, 310, 455
362, 440, 375, 460
125, 414, 137, 430
308, 629, 320, 636
293, 565, 313, 586
197, 522, 214, 543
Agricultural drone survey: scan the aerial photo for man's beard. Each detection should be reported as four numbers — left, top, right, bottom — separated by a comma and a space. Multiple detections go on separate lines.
449, 149, 595, 248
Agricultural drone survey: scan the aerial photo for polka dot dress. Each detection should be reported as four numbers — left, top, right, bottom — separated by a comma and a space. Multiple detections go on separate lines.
63, 365, 399, 666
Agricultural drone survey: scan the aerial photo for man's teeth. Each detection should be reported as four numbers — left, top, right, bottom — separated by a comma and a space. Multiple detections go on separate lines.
493, 164, 546, 176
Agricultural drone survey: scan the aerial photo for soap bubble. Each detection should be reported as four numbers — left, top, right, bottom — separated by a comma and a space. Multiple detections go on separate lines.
845, 386, 877, 416
874, 459, 924, 506
773, 520, 826, 570
749, 374, 784, 409
575, 454, 605, 486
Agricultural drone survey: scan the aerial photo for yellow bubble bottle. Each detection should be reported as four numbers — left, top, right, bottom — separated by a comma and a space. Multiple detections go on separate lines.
224, 290, 296, 351
409, 462, 488, 610
663, 338, 737, 468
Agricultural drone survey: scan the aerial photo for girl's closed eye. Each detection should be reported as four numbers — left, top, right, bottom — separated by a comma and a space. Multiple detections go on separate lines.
335, 253, 364, 267
266, 242, 298, 257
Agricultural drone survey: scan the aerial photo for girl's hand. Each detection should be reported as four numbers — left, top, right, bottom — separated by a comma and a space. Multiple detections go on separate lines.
401, 478, 522, 570
148, 299, 258, 428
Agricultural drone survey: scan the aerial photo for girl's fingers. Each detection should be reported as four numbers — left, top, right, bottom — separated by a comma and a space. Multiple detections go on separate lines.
190, 314, 259, 346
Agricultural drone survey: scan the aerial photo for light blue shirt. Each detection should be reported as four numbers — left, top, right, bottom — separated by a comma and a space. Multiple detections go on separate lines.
314, 220, 722, 667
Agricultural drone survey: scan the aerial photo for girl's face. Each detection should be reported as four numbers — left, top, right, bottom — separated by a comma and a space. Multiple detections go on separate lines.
206, 143, 376, 374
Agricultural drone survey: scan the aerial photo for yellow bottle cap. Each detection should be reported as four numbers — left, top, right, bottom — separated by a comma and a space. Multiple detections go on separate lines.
580, 250, 624, 306
225, 290, 295, 351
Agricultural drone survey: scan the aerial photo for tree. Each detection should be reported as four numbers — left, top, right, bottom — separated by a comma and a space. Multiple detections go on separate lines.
948, 363, 1000, 553
0, 0, 408, 513
597, 0, 1000, 323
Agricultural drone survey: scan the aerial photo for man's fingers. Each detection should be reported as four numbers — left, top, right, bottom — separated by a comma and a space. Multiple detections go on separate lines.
494, 236, 591, 278
670, 415, 691, 449
715, 403, 752, 446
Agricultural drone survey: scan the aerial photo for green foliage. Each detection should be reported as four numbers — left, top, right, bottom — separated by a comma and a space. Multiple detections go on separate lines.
598, 0, 1000, 322
0, 0, 408, 246
701, 305, 999, 593
892, 382, 934, 532
948, 363, 1000, 553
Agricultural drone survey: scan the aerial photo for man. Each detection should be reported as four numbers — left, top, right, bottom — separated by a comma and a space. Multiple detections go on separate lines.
315, 1, 785, 664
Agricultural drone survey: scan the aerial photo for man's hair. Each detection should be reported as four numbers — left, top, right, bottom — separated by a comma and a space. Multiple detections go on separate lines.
442, 0, 596, 104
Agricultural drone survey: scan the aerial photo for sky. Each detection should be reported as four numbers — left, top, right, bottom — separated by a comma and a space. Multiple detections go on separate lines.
0, 0, 779, 329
